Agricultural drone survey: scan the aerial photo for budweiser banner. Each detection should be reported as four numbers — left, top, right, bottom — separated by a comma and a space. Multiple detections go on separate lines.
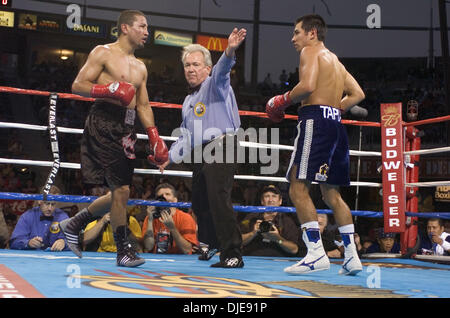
380, 103, 406, 232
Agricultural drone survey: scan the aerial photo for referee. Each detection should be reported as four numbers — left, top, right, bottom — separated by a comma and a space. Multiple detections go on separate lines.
158, 28, 247, 268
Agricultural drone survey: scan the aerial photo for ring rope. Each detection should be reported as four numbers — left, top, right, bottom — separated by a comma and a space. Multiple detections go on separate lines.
403, 115, 450, 126
0, 121, 431, 159
2, 90, 449, 189
0, 121, 384, 155
0, 86, 381, 126
3, 157, 450, 187
3, 85, 450, 127
3, 121, 449, 156
0, 157, 384, 187
1, 87, 448, 187
1, 192, 449, 219
406, 181, 450, 187
403, 147, 450, 156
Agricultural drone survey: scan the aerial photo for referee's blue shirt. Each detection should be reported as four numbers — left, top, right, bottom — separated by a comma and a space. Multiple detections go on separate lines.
169, 52, 241, 163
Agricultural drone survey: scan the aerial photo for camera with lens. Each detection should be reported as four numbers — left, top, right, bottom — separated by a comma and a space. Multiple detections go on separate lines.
259, 220, 274, 233
153, 195, 171, 219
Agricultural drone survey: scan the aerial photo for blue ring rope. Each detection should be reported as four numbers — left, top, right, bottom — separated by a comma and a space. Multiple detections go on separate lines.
2, 192, 449, 219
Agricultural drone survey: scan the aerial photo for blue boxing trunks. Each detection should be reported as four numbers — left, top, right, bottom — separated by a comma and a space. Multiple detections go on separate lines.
286, 105, 350, 186
80, 101, 137, 189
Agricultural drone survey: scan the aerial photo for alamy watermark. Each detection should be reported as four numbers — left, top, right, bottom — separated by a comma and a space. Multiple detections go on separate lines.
66, 4, 81, 29
66, 264, 81, 289
366, 4, 381, 29
65, 3, 381, 31
170, 121, 281, 175
366, 265, 381, 288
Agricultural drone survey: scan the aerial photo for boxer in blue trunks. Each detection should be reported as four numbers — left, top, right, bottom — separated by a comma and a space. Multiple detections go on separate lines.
266, 14, 366, 275
287, 104, 350, 186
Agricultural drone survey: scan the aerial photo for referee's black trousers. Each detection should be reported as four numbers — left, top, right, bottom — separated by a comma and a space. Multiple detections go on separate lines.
191, 134, 242, 261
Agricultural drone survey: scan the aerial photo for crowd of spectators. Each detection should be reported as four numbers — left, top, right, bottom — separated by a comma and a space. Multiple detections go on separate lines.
2, 180, 448, 260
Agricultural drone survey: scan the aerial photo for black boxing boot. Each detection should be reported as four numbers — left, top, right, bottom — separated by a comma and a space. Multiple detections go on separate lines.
210, 257, 244, 268
210, 249, 244, 268
114, 225, 145, 267
59, 208, 92, 258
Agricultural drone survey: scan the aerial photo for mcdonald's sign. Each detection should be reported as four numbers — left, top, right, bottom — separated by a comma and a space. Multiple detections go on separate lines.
196, 35, 228, 52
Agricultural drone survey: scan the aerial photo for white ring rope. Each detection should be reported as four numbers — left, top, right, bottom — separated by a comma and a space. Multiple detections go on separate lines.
2, 120, 449, 187
3, 121, 450, 156
0, 157, 384, 187
406, 181, 450, 187
0, 121, 385, 156
404, 147, 450, 156
0, 121, 178, 142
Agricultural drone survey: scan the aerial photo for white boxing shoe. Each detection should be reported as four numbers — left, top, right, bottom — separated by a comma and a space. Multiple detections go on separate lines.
338, 231, 363, 276
285, 226, 330, 275
284, 252, 330, 275
338, 255, 363, 276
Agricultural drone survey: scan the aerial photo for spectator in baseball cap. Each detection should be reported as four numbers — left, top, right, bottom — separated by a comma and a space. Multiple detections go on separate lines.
365, 227, 400, 254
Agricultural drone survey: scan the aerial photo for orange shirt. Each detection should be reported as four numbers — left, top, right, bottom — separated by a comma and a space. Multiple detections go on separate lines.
142, 209, 198, 254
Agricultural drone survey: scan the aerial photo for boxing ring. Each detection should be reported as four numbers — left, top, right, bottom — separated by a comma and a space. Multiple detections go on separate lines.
0, 86, 450, 299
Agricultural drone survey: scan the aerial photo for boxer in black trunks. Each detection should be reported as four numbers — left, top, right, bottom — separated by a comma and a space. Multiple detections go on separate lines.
59, 10, 168, 267
81, 101, 137, 187
266, 14, 365, 275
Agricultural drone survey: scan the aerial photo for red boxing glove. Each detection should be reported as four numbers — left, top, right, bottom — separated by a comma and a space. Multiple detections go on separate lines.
90, 81, 135, 107
146, 127, 169, 165
265, 91, 292, 123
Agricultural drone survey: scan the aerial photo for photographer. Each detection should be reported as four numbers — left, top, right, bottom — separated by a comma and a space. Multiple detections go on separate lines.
240, 185, 300, 257
142, 183, 198, 254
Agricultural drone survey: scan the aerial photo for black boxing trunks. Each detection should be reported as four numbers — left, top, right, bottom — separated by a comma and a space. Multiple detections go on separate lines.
80, 101, 137, 189
286, 105, 350, 186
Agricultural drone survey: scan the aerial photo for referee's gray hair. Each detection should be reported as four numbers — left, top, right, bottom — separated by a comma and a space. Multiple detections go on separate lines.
181, 44, 213, 67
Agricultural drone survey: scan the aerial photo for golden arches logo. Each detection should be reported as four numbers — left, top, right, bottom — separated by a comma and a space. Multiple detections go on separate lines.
207, 37, 223, 51
74, 270, 309, 298
196, 35, 227, 52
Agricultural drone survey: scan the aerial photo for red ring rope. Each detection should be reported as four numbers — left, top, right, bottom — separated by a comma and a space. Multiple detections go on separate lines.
2, 85, 449, 127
